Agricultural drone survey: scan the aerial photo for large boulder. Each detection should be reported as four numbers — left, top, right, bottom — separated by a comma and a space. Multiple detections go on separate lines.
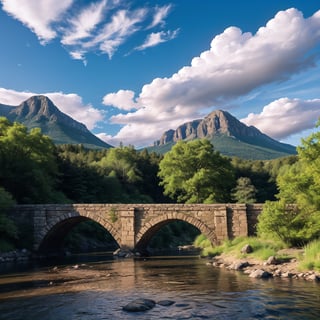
249, 269, 272, 279
241, 244, 253, 254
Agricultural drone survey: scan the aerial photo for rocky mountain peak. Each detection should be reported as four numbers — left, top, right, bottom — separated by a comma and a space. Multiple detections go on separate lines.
0, 95, 112, 149
155, 110, 262, 146
15, 95, 60, 120
11, 95, 89, 133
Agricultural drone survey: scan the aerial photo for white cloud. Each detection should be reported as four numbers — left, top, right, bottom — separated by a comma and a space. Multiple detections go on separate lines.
1, 0, 73, 43
103, 8, 320, 147
149, 4, 172, 28
69, 51, 87, 65
102, 90, 141, 111
95, 9, 147, 58
0, 88, 103, 130
241, 98, 320, 140
135, 29, 179, 51
61, 0, 107, 46
1, 0, 174, 59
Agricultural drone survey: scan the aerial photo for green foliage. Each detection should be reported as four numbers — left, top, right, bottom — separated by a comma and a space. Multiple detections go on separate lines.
0, 187, 18, 251
194, 234, 223, 257
220, 237, 283, 260
56, 144, 164, 203
109, 207, 118, 223
95, 145, 163, 203
97, 145, 142, 184
0, 118, 66, 203
298, 239, 320, 272
257, 121, 320, 247
258, 200, 319, 247
232, 177, 257, 203
231, 157, 286, 202
158, 139, 235, 203
0, 186, 15, 211
194, 234, 210, 248
195, 235, 284, 259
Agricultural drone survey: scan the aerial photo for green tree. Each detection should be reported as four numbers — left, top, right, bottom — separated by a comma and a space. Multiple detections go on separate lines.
232, 177, 257, 203
158, 139, 235, 203
97, 145, 142, 184
231, 157, 279, 202
0, 187, 17, 251
257, 121, 320, 246
0, 118, 65, 203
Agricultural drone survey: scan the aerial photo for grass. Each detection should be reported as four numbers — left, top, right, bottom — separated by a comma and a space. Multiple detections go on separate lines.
194, 235, 286, 260
298, 239, 320, 272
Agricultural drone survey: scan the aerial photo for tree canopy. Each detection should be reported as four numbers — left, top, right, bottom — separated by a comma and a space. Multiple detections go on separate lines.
232, 177, 257, 203
258, 121, 320, 246
0, 117, 65, 203
158, 139, 235, 203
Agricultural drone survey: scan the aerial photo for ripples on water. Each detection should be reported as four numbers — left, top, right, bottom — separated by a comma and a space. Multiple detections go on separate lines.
0, 255, 319, 319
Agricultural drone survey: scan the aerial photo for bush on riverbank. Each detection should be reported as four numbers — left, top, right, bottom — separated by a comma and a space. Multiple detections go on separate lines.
299, 239, 320, 272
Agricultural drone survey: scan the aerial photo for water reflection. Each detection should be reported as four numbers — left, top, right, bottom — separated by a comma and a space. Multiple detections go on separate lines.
0, 255, 319, 319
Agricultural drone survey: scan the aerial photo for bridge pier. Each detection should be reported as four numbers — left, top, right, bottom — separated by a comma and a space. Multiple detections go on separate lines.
120, 208, 136, 250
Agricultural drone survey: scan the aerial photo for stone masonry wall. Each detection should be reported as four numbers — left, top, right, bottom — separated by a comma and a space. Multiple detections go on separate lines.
10, 203, 264, 251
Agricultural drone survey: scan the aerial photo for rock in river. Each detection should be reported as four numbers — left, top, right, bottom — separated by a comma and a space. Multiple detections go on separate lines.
157, 300, 175, 306
123, 298, 156, 312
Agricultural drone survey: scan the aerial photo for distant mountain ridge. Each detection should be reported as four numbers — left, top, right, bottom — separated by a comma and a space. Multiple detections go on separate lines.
150, 110, 297, 160
0, 95, 112, 149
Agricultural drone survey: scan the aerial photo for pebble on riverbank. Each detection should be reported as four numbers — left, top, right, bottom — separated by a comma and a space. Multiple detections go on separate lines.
207, 249, 320, 282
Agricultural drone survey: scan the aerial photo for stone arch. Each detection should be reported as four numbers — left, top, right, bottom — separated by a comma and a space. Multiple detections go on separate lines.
37, 211, 121, 252
135, 212, 217, 250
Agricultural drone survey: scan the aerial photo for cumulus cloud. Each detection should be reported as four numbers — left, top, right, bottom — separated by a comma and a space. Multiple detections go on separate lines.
102, 8, 320, 147
102, 90, 141, 111
0, 88, 103, 130
0, 0, 73, 43
241, 98, 320, 140
1, 0, 176, 61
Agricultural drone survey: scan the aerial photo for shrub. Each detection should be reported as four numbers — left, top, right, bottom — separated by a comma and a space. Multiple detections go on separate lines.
257, 200, 317, 247
298, 239, 320, 272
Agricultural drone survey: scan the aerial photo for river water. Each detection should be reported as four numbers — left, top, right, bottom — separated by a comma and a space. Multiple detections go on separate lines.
0, 254, 319, 319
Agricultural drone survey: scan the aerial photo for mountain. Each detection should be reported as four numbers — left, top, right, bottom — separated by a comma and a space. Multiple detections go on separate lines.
0, 95, 112, 149
148, 110, 297, 160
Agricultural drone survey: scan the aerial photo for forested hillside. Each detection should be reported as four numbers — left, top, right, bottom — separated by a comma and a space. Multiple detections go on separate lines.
0, 117, 300, 251
0, 117, 297, 206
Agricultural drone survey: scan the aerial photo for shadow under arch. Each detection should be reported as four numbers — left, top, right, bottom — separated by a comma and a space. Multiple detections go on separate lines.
135, 214, 217, 251
38, 215, 121, 253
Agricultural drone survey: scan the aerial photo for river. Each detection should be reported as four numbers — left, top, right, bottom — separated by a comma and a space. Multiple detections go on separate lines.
0, 254, 319, 319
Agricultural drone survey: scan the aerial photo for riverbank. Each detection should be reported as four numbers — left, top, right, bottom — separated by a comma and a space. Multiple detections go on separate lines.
206, 248, 320, 281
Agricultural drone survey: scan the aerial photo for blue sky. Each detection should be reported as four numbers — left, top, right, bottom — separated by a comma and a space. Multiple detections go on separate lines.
0, 0, 320, 148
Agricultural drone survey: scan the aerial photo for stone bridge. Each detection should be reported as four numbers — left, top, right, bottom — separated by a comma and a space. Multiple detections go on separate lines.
10, 203, 263, 253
